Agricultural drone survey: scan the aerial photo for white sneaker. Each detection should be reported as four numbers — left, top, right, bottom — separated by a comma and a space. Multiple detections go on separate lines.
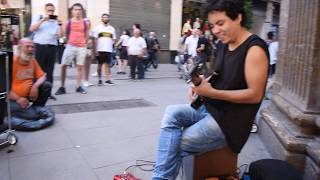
82, 81, 94, 88
91, 72, 98, 77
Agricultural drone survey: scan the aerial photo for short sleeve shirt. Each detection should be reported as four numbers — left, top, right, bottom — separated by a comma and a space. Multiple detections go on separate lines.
93, 24, 116, 52
127, 37, 147, 55
11, 57, 45, 98
119, 34, 130, 47
185, 35, 199, 57
268, 41, 279, 65
31, 15, 60, 45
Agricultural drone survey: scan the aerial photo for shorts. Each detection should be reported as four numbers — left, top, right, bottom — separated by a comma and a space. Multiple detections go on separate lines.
98, 52, 111, 64
61, 45, 87, 66
120, 46, 128, 60
270, 64, 276, 75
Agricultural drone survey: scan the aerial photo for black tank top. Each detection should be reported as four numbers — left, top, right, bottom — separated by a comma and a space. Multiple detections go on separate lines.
205, 34, 269, 153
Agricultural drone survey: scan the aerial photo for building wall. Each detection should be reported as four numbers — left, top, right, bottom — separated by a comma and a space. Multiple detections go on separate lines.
31, 0, 59, 18
30, 0, 182, 53
109, 0, 171, 50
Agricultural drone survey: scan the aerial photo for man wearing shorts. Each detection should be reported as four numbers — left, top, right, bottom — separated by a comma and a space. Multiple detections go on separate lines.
93, 13, 116, 85
55, 3, 90, 95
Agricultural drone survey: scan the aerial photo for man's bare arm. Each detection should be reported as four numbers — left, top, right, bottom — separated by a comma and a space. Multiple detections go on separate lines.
33, 74, 46, 89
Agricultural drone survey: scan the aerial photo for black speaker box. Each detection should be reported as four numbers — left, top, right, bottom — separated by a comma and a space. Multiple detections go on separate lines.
0, 52, 13, 128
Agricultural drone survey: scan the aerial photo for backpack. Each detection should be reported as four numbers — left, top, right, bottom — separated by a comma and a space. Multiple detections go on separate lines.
248, 159, 303, 180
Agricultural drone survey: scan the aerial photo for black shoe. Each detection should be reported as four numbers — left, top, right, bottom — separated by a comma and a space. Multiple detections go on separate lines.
98, 80, 103, 86
48, 95, 57, 100
55, 87, 66, 95
76, 86, 87, 94
104, 80, 115, 85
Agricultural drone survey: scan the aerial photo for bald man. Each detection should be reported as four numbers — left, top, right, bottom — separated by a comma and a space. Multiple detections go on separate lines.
9, 38, 52, 110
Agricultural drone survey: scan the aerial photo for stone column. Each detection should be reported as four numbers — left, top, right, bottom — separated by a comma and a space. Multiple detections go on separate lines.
170, 0, 183, 51
259, 0, 320, 179
57, 0, 68, 22
260, 0, 274, 39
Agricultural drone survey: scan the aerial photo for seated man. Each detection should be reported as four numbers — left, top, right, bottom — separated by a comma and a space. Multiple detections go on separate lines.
152, 1, 269, 179
9, 38, 51, 112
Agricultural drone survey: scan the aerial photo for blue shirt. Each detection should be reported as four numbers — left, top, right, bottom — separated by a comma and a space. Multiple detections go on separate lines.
31, 15, 60, 45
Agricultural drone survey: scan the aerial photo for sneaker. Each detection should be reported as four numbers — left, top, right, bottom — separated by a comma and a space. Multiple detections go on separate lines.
48, 95, 57, 100
83, 81, 94, 88
98, 80, 103, 86
55, 87, 66, 95
76, 86, 87, 94
104, 80, 115, 85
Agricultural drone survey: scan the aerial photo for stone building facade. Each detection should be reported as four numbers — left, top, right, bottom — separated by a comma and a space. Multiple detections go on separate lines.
259, 0, 320, 179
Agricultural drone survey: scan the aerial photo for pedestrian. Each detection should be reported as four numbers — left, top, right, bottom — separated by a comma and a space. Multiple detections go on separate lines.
83, 30, 95, 88
55, 3, 90, 95
92, 13, 116, 85
193, 17, 201, 29
152, 0, 269, 179
29, 3, 63, 100
115, 29, 130, 74
145, 31, 160, 70
196, 30, 208, 65
127, 28, 147, 80
266, 35, 279, 90
206, 34, 218, 72
202, 20, 211, 38
10, 38, 51, 109
182, 19, 192, 36
184, 29, 199, 68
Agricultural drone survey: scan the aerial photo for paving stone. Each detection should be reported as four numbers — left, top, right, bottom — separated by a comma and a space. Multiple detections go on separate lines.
9, 149, 98, 180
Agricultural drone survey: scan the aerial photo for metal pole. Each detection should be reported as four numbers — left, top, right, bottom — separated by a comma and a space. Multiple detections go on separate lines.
5, 52, 12, 131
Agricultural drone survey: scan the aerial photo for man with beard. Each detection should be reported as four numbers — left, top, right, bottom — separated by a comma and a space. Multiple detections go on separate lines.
93, 13, 116, 85
9, 38, 51, 109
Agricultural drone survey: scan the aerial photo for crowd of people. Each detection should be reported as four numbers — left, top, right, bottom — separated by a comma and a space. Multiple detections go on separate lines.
178, 18, 220, 81
27, 3, 161, 99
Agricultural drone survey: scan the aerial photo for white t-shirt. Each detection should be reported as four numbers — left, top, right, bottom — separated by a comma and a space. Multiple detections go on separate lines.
185, 35, 199, 57
127, 37, 147, 55
268, 41, 279, 65
119, 34, 130, 46
93, 24, 116, 52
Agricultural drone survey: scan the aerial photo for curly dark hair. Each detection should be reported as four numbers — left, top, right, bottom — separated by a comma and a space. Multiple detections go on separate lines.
206, 0, 247, 27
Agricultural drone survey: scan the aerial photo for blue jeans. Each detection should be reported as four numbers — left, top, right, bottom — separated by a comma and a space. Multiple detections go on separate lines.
152, 104, 226, 180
